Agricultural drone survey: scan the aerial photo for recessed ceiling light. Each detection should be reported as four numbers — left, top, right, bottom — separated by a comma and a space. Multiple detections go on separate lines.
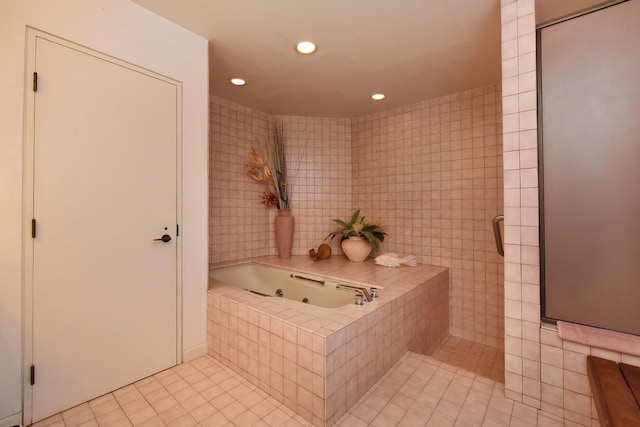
295, 41, 317, 55
229, 77, 246, 86
371, 93, 386, 101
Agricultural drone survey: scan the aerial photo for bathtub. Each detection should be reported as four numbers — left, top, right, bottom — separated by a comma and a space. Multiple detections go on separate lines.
209, 263, 374, 315
207, 257, 449, 426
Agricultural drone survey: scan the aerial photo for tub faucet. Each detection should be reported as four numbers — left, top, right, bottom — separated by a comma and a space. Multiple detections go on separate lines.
336, 284, 373, 302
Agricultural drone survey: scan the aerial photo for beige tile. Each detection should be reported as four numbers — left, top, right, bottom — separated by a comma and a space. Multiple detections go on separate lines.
380, 401, 407, 422
198, 411, 230, 427
95, 408, 129, 427
199, 384, 225, 402
210, 391, 236, 411
156, 403, 187, 424
350, 402, 379, 424
231, 410, 262, 427
88, 394, 116, 409
166, 413, 197, 427
32, 414, 64, 427
219, 401, 247, 421
76, 420, 99, 427
425, 409, 456, 427
127, 406, 156, 426
563, 370, 590, 396
113, 385, 137, 400
164, 379, 189, 395
135, 416, 165, 427
171, 386, 198, 404
218, 375, 242, 392
121, 398, 151, 418
536, 413, 564, 427
563, 389, 591, 416
336, 413, 369, 427
136, 379, 163, 397
182, 371, 207, 386
369, 411, 399, 427
99, 418, 133, 427
180, 393, 207, 412
150, 395, 179, 414
540, 345, 563, 368
90, 397, 121, 418
262, 408, 292, 425
154, 371, 181, 388
457, 408, 485, 426
250, 397, 277, 418
62, 403, 93, 426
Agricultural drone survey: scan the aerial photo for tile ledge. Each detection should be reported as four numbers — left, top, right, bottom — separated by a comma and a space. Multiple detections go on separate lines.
557, 321, 640, 357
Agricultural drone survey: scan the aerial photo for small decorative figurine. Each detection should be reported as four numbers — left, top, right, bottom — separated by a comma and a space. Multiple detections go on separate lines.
309, 244, 332, 261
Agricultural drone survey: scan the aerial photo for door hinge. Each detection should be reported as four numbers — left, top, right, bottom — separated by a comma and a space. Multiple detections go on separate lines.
30, 365, 35, 385
32, 219, 36, 238
33, 72, 38, 92
176, 224, 179, 237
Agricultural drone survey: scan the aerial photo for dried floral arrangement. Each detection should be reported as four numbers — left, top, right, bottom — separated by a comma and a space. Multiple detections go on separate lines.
247, 118, 305, 210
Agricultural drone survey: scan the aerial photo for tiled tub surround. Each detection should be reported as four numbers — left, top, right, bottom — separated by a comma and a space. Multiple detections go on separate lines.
210, 89, 504, 351
207, 255, 449, 426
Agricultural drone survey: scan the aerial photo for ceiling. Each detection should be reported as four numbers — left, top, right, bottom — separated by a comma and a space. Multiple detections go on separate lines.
131, 0, 607, 118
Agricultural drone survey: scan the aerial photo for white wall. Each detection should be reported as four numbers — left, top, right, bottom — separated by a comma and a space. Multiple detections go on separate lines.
0, 0, 209, 422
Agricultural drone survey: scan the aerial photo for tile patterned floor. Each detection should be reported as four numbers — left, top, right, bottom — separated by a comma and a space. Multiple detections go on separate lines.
30, 347, 568, 427
431, 336, 505, 384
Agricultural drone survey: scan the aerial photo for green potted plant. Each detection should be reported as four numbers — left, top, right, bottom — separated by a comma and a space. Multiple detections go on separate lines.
326, 209, 387, 261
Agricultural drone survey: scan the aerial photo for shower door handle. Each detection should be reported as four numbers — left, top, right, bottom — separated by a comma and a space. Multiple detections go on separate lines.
492, 214, 504, 257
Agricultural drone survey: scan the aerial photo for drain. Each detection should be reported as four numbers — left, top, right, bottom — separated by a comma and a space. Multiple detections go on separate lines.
275, 289, 283, 297
302, 297, 310, 304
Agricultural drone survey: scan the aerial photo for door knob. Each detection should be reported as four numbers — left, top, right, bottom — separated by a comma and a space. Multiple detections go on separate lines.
153, 234, 172, 243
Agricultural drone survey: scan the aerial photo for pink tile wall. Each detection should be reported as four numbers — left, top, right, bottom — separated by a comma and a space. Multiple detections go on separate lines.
211, 86, 504, 350
209, 97, 270, 263
500, 1, 640, 425
209, 97, 352, 264
277, 115, 353, 259
351, 86, 505, 349
500, 0, 541, 410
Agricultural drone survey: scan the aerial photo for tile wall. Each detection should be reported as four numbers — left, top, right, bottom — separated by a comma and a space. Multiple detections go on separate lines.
500, 1, 640, 425
209, 96, 352, 264
500, 0, 542, 411
209, 97, 270, 263
351, 85, 504, 348
210, 84, 504, 353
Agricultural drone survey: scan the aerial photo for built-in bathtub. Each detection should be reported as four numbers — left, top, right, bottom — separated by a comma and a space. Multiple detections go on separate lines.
210, 263, 382, 315
207, 256, 449, 426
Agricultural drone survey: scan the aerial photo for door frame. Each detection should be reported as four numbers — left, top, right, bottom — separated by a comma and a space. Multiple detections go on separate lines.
22, 27, 183, 425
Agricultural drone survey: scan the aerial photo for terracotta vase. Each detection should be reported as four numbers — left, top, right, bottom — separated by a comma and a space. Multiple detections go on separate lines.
341, 236, 373, 262
274, 209, 295, 259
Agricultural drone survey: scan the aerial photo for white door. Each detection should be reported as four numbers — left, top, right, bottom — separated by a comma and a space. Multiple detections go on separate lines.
27, 34, 180, 422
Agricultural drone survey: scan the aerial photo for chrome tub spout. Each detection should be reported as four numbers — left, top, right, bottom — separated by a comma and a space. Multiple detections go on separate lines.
336, 284, 373, 302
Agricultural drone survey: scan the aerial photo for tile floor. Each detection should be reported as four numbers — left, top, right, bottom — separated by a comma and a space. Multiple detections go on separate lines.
30, 343, 570, 427
431, 336, 505, 384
